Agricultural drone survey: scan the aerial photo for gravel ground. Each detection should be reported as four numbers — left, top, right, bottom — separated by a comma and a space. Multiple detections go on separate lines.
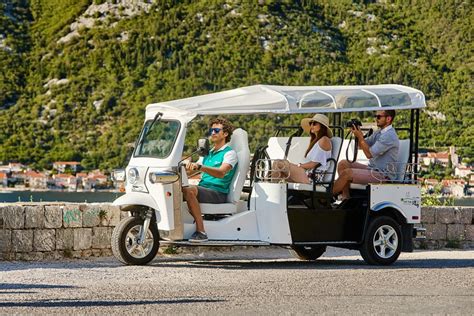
1, 247, 473, 314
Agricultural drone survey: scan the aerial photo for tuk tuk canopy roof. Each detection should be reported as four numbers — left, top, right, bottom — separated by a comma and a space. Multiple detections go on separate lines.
146, 84, 425, 118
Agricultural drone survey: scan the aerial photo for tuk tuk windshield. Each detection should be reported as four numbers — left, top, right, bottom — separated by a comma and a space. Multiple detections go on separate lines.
134, 119, 180, 158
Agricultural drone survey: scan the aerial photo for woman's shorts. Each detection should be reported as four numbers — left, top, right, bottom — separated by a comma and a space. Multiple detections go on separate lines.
197, 186, 228, 204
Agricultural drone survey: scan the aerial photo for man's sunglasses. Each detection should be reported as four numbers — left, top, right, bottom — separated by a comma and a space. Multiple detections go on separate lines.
374, 115, 387, 119
209, 127, 222, 134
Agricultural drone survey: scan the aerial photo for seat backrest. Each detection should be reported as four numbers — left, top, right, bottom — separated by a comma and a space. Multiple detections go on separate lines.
321, 137, 342, 182
227, 128, 250, 203
395, 139, 411, 181
267, 137, 310, 163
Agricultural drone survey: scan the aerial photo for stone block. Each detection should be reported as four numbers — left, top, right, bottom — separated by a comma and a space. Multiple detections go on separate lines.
456, 207, 473, 224
2, 205, 25, 229
43, 251, 62, 261
63, 205, 82, 228
73, 228, 92, 250
0, 229, 12, 253
120, 211, 130, 220
34, 229, 56, 251
102, 205, 121, 226
447, 224, 466, 241
44, 206, 63, 228
424, 223, 446, 240
15, 252, 44, 261
56, 229, 74, 250
81, 249, 92, 258
100, 248, 113, 257
12, 230, 33, 252
92, 249, 102, 257
82, 205, 101, 227
25, 206, 45, 228
421, 207, 435, 224
92, 227, 110, 249
466, 225, 474, 241
436, 208, 455, 224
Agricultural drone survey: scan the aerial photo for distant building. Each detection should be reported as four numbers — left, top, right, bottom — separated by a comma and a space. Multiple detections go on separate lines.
422, 152, 450, 166
9, 162, 25, 172
0, 172, 7, 187
53, 173, 77, 191
53, 161, 80, 173
454, 165, 472, 178
24, 171, 49, 189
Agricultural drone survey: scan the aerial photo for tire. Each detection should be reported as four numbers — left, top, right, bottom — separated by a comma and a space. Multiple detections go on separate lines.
290, 245, 327, 261
112, 216, 160, 265
360, 216, 402, 265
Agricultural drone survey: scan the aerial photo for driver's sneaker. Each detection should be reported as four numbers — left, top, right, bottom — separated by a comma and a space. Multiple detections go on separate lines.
189, 231, 208, 242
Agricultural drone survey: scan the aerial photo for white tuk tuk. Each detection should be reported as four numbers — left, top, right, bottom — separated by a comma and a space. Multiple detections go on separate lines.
111, 84, 426, 266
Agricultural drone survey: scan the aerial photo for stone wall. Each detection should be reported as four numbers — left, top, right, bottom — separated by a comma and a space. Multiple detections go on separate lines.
417, 207, 473, 249
0, 203, 123, 260
0, 204, 473, 260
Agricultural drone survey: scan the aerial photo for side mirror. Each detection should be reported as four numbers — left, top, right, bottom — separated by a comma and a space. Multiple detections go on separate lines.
197, 138, 209, 156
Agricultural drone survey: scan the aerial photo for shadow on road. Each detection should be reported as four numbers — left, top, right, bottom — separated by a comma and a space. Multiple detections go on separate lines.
149, 257, 474, 270
0, 298, 224, 308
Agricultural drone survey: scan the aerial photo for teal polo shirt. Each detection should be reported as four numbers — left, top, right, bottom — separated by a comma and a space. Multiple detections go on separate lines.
199, 145, 237, 194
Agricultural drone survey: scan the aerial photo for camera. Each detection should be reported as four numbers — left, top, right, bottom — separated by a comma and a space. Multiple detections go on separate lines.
345, 118, 362, 128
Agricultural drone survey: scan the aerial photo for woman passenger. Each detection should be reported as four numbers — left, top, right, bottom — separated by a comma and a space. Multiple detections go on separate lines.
274, 114, 333, 184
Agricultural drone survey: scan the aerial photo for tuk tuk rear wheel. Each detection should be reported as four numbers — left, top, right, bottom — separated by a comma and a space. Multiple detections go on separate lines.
112, 216, 160, 265
360, 216, 402, 265
290, 245, 327, 261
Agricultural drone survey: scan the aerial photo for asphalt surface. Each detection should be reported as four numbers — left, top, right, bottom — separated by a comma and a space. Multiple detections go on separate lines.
1, 247, 473, 314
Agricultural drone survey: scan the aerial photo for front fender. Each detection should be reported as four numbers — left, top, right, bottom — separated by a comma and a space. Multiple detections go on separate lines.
113, 192, 160, 212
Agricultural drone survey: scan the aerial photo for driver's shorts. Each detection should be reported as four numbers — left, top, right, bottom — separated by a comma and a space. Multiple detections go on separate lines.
197, 186, 228, 204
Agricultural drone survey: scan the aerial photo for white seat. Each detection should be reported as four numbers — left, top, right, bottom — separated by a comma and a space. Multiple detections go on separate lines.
349, 139, 411, 190
198, 128, 251, 215
287, 137, 342, 191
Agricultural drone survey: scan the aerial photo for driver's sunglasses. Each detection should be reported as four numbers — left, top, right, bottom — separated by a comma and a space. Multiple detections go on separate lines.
374, 115, 386, 119
209, 127, 222, 134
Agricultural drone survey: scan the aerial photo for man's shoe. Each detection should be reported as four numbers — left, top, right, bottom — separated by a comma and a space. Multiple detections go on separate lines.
189, 231, 208, 242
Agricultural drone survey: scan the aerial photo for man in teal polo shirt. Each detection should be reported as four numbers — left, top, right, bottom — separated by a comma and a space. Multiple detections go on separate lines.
183, 118, 238, 242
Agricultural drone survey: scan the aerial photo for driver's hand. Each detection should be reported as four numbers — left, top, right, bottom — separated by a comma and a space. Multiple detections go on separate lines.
351, 125, 363, 139
186, 161, 200, 171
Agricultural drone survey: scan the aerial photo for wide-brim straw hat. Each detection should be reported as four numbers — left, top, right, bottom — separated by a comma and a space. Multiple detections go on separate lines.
301, 113, 333, 137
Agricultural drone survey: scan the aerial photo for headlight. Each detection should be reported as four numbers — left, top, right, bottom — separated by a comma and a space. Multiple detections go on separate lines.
128, 168, 139, 184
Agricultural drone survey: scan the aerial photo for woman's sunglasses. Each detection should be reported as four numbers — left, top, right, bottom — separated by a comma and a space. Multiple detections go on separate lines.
209, 127, 222, 134
309, 121, 319, 126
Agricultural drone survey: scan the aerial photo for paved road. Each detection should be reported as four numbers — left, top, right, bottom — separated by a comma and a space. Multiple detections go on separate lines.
1, 248, 473, 314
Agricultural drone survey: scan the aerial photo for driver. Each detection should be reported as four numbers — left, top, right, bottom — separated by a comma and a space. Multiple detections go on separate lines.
183, 118, 238, 242
333, 110, 399, 201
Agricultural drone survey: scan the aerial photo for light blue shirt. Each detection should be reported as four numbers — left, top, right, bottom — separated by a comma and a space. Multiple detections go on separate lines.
365, 125, 400, 180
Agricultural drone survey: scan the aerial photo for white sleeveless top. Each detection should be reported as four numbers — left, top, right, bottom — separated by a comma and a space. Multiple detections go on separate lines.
303, 141, 332, 173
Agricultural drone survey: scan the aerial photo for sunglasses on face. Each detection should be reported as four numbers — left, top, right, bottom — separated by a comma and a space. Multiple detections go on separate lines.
209, 127, 222, 134
374, 115, 387, 119
309, 121, 319, 126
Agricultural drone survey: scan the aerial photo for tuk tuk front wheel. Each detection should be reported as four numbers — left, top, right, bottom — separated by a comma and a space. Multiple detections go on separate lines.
290, 245, 327, 261
360, 216, 402, 265
112, 216, 160, 265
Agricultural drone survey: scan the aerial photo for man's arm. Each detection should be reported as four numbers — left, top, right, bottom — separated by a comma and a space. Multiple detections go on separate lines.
352, 126, 373, 159
200, 163, 232, 178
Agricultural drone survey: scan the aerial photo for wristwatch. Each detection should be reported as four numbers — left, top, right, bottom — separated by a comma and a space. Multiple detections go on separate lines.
197, 164, 202, 170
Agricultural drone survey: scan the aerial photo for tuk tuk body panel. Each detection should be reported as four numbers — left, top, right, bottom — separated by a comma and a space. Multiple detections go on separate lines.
370, 184, 421, 224
287, 203, 367, 243
195, 211, 260, 241
253, 183, 292, 244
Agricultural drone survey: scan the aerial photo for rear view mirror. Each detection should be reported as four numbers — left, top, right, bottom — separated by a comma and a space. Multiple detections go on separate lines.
197, 138, 209, 156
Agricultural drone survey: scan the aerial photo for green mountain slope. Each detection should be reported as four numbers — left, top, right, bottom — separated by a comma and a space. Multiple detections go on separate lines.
0, 0, 472, 170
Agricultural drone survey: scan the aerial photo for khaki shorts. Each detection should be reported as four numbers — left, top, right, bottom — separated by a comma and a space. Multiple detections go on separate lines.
347, 162, 388, 184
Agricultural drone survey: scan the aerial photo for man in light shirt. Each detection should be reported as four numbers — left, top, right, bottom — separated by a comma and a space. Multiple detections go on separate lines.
333, 110, 400, 200
183, 118, 238, 242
